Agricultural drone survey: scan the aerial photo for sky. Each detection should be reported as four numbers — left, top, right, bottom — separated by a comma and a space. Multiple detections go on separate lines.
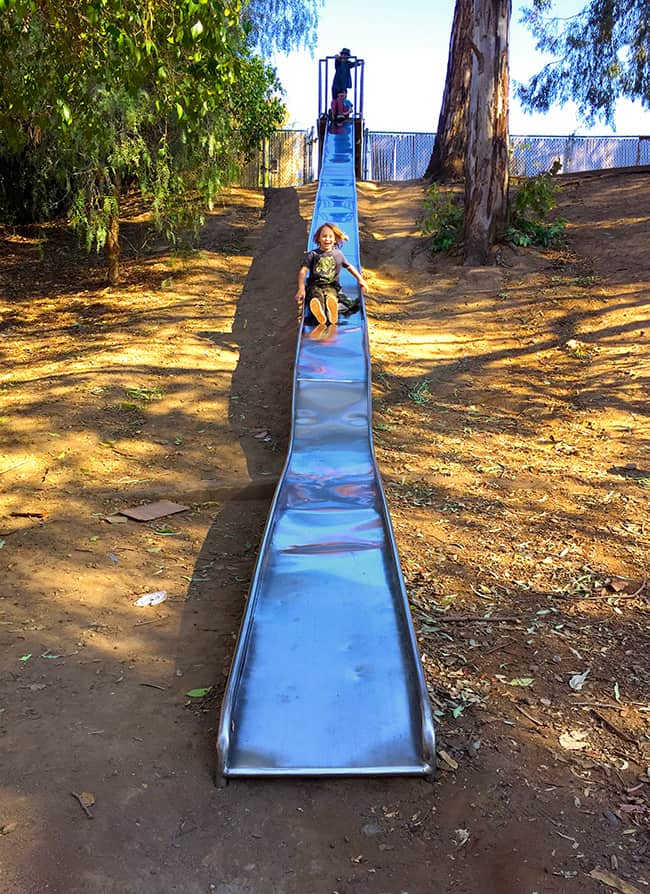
271, 0, 650, 136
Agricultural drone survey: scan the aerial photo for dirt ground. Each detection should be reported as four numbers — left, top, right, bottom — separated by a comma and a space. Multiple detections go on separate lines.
0, 168, 648, 893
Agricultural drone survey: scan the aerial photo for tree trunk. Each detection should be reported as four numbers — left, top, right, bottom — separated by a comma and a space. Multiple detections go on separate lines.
107, 212, 120, 286
106, 172, 121, 286
463, 0, 511, 266
424, 0, 473, 182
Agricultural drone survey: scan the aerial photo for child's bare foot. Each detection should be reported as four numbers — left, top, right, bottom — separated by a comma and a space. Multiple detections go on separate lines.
326, 294, 339, 325
309, 298, 326, 325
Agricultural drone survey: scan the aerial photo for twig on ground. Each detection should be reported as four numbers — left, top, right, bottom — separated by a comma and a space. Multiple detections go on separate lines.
515, 704, 545, 726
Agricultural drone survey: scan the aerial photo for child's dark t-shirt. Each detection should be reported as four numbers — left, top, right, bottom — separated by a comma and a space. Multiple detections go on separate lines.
301, 248, 349, 288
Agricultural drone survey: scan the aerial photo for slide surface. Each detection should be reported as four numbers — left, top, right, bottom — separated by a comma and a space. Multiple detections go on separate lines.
216, 122, 435, 778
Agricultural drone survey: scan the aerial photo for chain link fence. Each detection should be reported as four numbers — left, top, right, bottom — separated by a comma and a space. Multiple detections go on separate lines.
236, 129, 316, 188
236, 130, 650, 186
363, 132, 435, 181
509, 134, 650, 176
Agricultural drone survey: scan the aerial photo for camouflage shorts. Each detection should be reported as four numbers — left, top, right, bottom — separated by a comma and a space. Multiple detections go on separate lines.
307, 284, 339, 319
307, 284, 360, 318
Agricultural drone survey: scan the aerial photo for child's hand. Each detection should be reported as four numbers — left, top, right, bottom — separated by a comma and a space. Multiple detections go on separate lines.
359, 278, 369, 293
295, 289, 305, 303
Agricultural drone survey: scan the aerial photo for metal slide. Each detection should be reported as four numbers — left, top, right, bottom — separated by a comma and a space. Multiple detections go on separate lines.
216, 121, 435, 779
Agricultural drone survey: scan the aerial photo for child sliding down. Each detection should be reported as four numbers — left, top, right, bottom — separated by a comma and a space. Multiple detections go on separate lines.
295, 223, 368, 325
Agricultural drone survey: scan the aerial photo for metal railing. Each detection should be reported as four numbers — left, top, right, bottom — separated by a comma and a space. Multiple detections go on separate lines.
318, 55, 365, 123
235, 130, 650, 187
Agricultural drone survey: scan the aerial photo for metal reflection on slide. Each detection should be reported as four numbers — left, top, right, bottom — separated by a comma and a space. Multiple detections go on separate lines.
216, 121, 435, 780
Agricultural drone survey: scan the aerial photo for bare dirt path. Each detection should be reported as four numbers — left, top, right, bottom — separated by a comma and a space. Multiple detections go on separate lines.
0, 171, 648, 893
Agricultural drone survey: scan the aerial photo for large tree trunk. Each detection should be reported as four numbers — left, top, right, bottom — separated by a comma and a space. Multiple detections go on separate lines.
463, 0, 511, 265
424, 0, 473, 182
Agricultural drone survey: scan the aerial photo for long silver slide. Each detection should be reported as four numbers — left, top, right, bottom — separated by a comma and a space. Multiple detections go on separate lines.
216, 121, 435, 779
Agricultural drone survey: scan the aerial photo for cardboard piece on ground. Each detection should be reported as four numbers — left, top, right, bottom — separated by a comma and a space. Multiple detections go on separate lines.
119, 500, 190, 522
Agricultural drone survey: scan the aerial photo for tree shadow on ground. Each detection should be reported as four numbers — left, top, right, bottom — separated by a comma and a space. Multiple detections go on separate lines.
182, 185, 309, 774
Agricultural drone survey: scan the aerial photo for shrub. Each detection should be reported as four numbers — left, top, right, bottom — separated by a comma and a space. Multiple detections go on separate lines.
419, 185, 464, 251
507, 170, 567, 248
419, 170, 567, 254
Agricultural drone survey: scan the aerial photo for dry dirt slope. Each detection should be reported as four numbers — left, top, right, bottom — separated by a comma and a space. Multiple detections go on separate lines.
0, 170, 648, 893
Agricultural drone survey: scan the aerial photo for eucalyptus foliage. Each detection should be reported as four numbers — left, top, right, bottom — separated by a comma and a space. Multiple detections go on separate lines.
243, 0, 322, 55
517, 0, 650, 126
0, 0, 287, 279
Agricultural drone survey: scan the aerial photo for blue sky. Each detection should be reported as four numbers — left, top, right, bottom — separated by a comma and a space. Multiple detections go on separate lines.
271, 0, 650, 136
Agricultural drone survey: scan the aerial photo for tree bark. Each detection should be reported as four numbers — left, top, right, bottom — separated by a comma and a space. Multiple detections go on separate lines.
463, 0, 511, 266
106, 172, 121, 286
424, 0, 473, 183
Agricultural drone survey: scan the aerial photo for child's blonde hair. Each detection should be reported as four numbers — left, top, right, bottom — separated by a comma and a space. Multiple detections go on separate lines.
314, 222, 349, 247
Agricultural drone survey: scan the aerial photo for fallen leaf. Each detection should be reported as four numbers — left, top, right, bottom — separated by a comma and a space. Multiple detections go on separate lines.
78, 791, 95, 809
559, 730, 589, 750
437, 749, 459, 770
71, 790, 96, 818
186, 687, 212, 698
507, 677, 534, 687
588, 868, 643, 894
569, 669, 590, 691
134, 590, 167, 607
454, 828, 470, 847
609, 578, 645, 594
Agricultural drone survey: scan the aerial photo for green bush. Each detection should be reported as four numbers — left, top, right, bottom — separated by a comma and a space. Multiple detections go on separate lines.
507, 170, 567, 248
419, 170, 567, 254
419, 185, 464, 251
